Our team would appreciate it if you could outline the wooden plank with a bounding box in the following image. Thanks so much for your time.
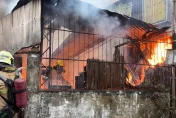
[86,59,99,89]
[86,60,126,89]
[99,62,103,89]
[98,62,106,89]
[77,72,86,89]
[85,55,128,89]
[0,19,5,50]
[111,63,120,88]
[86,61,91,89]
[1,14,13,51]
[32,0,41,45]
[12,6,25,51]
[91,60,99,89]
[105,63,111,89]
[114,47,124,88]
[92,62,99,89]
[120,57,127,88]
[24,1,33,45]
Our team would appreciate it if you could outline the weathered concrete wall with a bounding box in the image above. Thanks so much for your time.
[26,53,40,92]
[25,91,170,118]
[25,53,170,118]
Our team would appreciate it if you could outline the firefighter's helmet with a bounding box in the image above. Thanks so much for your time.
[56,60,64,67]
[0,51,14,65]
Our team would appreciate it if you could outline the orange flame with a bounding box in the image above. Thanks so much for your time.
[126,69,145,86]
[126,72,133,85]
[126,38,172,86]
[148,38,172,66]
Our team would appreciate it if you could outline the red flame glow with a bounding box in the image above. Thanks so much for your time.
[126,38,172,86]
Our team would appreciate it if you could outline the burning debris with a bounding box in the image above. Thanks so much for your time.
[148,38,172,66]
[125,37,172,86]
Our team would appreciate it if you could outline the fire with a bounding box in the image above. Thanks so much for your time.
[126,38,172,86]
[148,38,172,66]
[126,68,145,86]
[126,72,133,85]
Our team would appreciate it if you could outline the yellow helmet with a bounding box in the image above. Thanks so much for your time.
[56,60,64,67]
[0,51,14,65]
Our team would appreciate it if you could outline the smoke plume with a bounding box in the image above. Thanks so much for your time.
[0,0,18,19]
[48,0,126,38]
[80,0,119,9]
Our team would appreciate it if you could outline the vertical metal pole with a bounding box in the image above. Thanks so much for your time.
[48,21,52,88]
[173,0,176,31]
[171,1,176,117]
[172,0,176,49]
[40,0,44,89]
[171,66,176,118]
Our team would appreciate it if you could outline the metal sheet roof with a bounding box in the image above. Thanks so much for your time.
[43,0,170,58]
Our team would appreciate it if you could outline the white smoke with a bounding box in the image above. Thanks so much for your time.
[0,0,123,37]
[78,0,125,37]
[53,0,126,37]
[0,0,18,19]
[80,0,119,9]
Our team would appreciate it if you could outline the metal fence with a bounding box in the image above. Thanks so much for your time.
[40,0,172,91]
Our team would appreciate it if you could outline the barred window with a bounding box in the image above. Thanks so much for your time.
[40,0,172,91]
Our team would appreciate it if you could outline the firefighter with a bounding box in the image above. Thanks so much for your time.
[53,60,65,81]
[0,51,17,118]
[41,60,65,88]
[41,66,52,89]
[41,60,70,87]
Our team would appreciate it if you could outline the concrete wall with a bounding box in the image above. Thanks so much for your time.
[26,91,167,118]
[25,53,170,118]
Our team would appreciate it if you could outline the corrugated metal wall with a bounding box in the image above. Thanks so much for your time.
[108,0,171,27]
[0,0,41,54]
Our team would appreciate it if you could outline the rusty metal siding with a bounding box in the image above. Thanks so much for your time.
[108,0,170,27]
[143,0,167,24]
[0,0,41,54]
[108,0,143,20]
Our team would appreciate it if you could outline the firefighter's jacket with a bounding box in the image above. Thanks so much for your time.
[0,71,16,110]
